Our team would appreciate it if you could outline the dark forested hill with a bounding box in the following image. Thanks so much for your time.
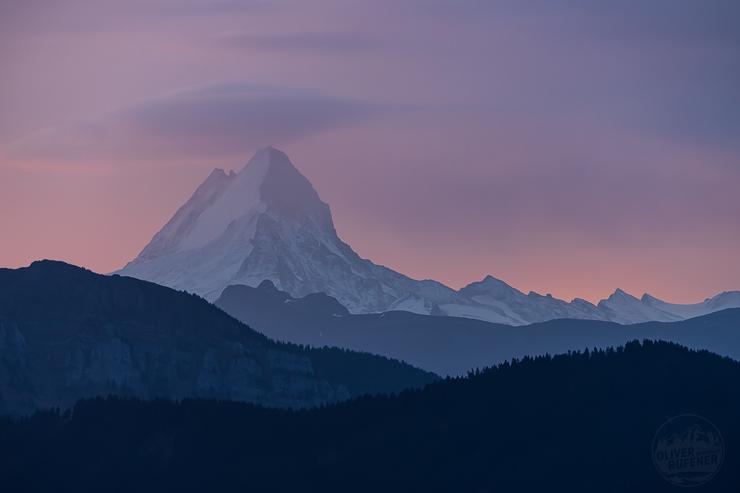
[0,340,737,492]
[216,282,740,375]
[0,261,436,415]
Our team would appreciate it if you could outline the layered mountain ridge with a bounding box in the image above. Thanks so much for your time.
[215,280,740,376]
[0,260,436,415]
[118,147,740,325]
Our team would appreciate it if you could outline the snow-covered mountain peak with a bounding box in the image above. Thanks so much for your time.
[606,288,639,302]
[461,275,522,298]
[706,291,740,309]
[641,293,661,303]
[120,147,425,307]
[118,148,740,325]
[233,146,293,190]
[597,288,682,324]
[571,298,597,308]
[254,146,334,230]
[527,292,554,299]
[130,146,333,264]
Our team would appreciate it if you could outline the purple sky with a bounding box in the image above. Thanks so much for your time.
[1,0,739,302]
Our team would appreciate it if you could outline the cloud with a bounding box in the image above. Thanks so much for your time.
[219,31,379,55]
[0,0,274,33]
[564,0,740,46]
[404,0,740,46]
[4,83,394,165]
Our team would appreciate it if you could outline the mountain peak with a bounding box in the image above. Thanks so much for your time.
[252,147,332,225]
[641,293,661,303]
[239,146,293,174]
[135,147,333,261]
[610,288,638,300]
[207,167,235,179]
[26,259,88,275]
[119,147,343,300]
[480,275,511,287]
[459,275,523,300]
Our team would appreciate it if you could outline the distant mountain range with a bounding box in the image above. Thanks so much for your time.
[216,280,740,376]
[0,261,435,415]
[118,147,740,325]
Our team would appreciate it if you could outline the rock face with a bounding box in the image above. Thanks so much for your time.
[0,319,337,416]
[0,261,436,416]
[118,147,740,325]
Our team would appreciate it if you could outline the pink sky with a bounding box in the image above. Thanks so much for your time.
[1,0,739,303]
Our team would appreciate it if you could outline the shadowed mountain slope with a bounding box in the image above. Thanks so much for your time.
[0,261,436,415]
